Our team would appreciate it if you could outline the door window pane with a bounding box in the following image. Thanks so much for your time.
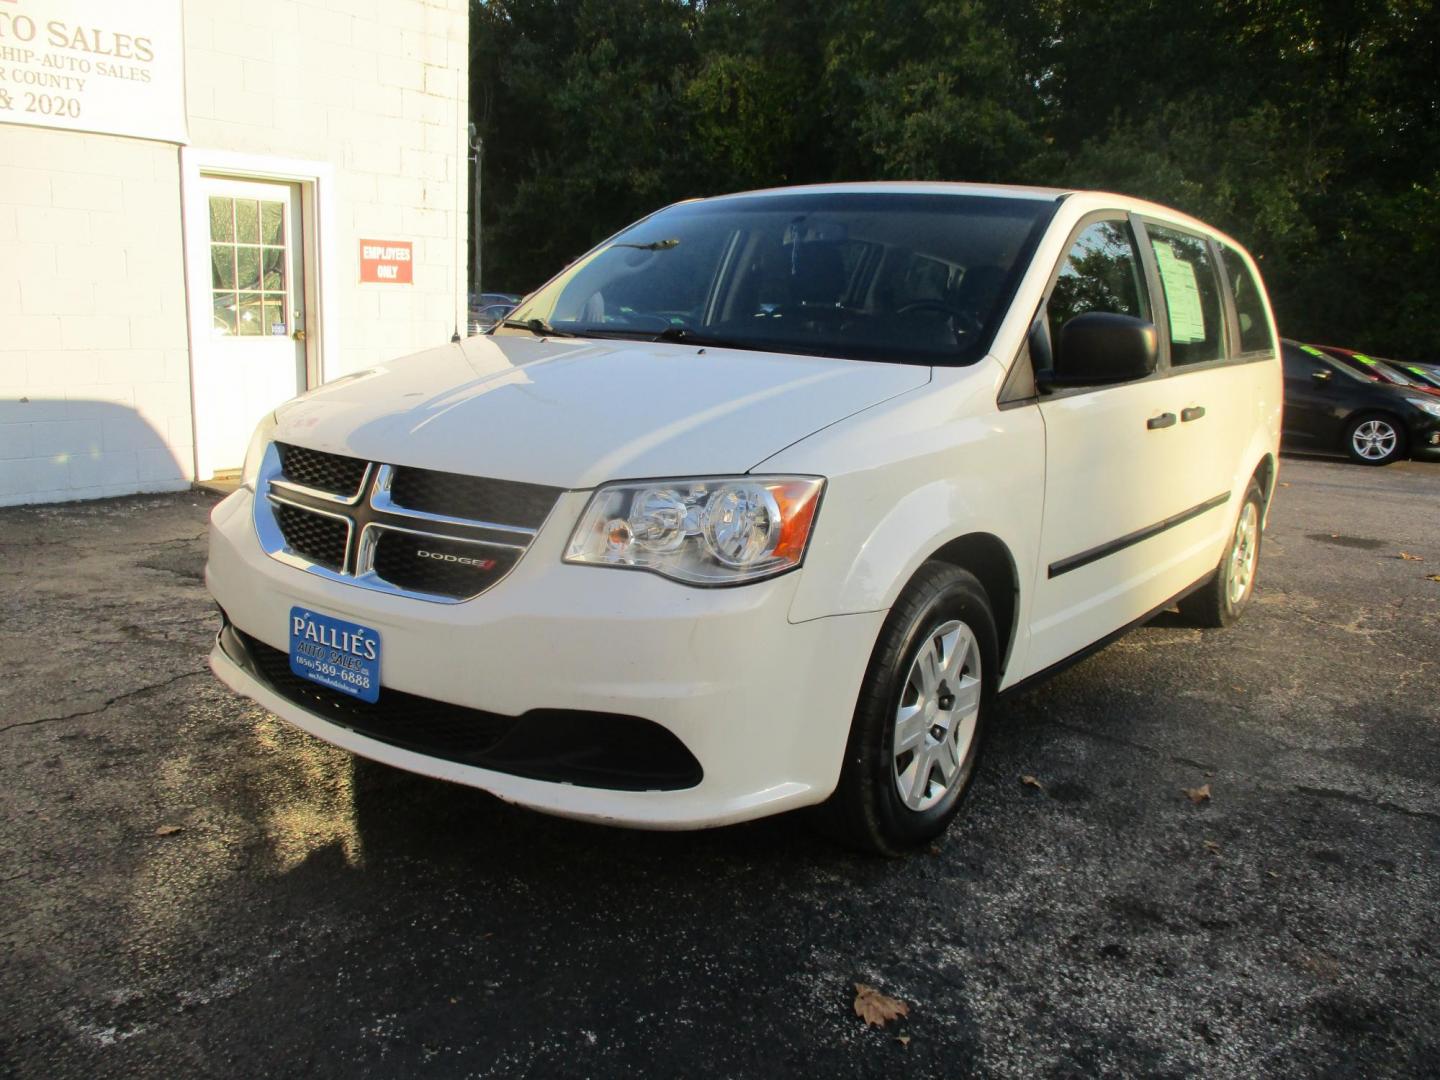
[209,197,234,243]
[235,199,260,244]
[1047,219,1147,343]
[212,293,237,336]
[260,201,284,245]
[1147,224,1225,365]
[236,247,261,291]
[1221,245,1274,353]
[262,247,285,291]
[211,245,235,289]
[237,293,263,335]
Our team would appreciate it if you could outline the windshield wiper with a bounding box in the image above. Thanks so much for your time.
[615,238,680,251]
[651,326,745,349]
[499,317,578,338]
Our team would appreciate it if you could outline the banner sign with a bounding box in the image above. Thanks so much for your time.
[359,240,413,284]
[0,0,186,143]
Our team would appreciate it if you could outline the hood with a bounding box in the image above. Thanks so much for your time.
[273,335,931,489]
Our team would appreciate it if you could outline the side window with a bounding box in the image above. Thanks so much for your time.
[1221,245,1275,354]
[1146,224,1225,365]
[1047,219,1147,343]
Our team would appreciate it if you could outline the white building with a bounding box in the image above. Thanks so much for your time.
[0,0,470,506]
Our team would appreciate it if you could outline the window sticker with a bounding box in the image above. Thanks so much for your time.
[1300,344,1327,357]
[1353,353,1377,365]
[1153,242,1207,343]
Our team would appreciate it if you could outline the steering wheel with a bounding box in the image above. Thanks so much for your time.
[896,299,982,335]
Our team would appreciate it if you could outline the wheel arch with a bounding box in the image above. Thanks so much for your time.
[1252,452,1277,525]
[923,532,1020,679]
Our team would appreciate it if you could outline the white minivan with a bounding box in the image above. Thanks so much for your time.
[207,183,1282,853]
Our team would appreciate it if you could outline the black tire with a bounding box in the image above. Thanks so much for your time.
[1178,478,1265,628]
[1343,412,1406,466]
[817,561,997,856]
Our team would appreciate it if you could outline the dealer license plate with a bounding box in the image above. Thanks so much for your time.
[288,607,381,703]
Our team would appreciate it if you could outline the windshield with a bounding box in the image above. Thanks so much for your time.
[497,192,1058,365]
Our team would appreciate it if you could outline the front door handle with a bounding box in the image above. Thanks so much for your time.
[1147,412,1177,430]
[1181,405,1206,422]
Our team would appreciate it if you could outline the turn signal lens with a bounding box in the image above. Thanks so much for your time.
[565,476,825,585]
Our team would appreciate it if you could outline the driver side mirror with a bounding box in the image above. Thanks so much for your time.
[1036,312,1158,390]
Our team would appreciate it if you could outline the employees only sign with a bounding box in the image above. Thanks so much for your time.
[0,0,187,143]
[360,240,413,284]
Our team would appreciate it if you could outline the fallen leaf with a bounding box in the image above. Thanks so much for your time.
[1427,574,1440,583]
[1202,839,1222,856]
[896,1035,912,1047]
[154,824,183,837]
[1183,783,1212,804]
[854,983,909,1028]
[1279,482,1290,487]
[1020,774,1045,791]
[1397,552,1423,561]
[1231,685,1246,693]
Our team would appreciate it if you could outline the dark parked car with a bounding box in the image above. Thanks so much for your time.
[1315,345,1440,397]
[1282,341,1440,465]
[1395,361,1440,391]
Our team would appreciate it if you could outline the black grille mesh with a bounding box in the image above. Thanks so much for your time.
[224,627,702,790]
[372,531,520,599]
[389,465,560,528]
[277,443,368,497]
[238,630,517,759]
[273,502,348,570]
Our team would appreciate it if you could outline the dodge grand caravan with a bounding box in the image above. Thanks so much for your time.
[207,183,1282,854]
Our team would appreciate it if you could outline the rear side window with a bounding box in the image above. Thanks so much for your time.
[1046,219,1148,343]
[1221,245,1274,353]
[1146,224,1225,366]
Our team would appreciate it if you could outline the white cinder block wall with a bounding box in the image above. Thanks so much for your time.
[0,131,194,505]
[0,0,469,507]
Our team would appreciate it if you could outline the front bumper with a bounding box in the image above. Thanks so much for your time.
[207,487,885,829]
[1409,421,1440,459]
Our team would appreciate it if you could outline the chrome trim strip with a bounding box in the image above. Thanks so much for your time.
[370,464,540,537]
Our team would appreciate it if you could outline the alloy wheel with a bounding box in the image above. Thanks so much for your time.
[892,620,982,812]
[1227,500,1260,606]
[1352,419,1399,461]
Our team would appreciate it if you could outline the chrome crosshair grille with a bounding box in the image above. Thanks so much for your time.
[254,442,564,603]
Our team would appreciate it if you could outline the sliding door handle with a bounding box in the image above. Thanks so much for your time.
[1181,406,1206,422]
[1147,412,1177,430]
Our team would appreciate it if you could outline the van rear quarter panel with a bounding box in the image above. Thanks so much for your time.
[758,358,1045,686]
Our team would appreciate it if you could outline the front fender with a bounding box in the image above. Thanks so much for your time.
[759,362,1045,684]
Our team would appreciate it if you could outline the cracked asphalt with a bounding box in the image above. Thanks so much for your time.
[2,455,1438,1078]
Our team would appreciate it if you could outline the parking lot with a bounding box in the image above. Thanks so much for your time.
[2,454,1437,1078]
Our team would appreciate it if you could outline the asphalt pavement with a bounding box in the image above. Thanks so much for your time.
[2,454,1438,1079]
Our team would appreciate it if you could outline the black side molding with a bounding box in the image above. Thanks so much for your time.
[1048,492,1231,579]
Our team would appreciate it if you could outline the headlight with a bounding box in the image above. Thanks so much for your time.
[564,476,824,585]
[1405,397,1440,419]
[240,413,278,491]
